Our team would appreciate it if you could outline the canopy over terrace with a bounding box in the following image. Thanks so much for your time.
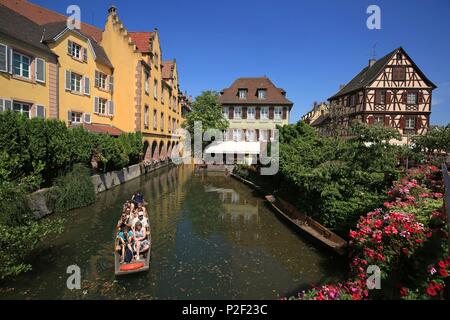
[204,141,264,165]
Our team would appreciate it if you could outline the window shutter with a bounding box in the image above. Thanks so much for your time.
[0,44,7,72]
[109,75,114,93]
[82,47,88,62]
[367,115,374,126]
[402,91,407,104]
[256,108,260,120]
[7,47,12,74]
[400,116,405,130]
[94,97,99,113]
[35,58,46,83]
[418,91,424,104]
[256,129,259,140]
[386,92,392,104]
[108,101,114,116]
[83,76,90,95]
[67,110,72,121]
[4,99,12,111]
[229,107,234,120]
[0,99,4,112]
[415,116,421,130]
[65,70,71,90]
[375,91,381,104]
[84,113,91,124]
[68,40,72,55]
[384,115,390,127]
[94,70,99,88]
[269,107,274,120]
[282,107,287,119]
[242,107,247,119]
[36,105,45,118]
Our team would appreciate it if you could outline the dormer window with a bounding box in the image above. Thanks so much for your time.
[238,89,247,100]
[257,89,267,100]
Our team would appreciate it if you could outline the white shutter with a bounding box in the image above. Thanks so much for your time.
[35,58,46,83]
[108,100,114,116]
[94,97,99,113]
[0,44,7,72]
[83,76,90,95]
[68,111,72,121]
[94,70,99,88]
[4,99,12,111]
[109,75,114,93]
[68,40,72,55]
[8,47,13,74]
[0,99,4,112]
[84,113,91,124]
[65,70,71,90]
[36,105,45,118]
[82,47,88,62]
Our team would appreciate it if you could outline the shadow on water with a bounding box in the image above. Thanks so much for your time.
[0,165,345,300]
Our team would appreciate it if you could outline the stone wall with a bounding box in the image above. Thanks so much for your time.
[27,160,171,219]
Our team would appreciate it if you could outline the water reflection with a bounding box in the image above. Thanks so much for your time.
[0,165,345,300]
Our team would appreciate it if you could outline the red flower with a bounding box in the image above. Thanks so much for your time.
[438,260,446,269]
[351,293,361,300]
[426,285,437,297]
[399,287,409,297]
[439,268,448,277]
[402,248,409,255]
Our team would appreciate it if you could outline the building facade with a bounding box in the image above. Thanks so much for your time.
[218,77,293,142]
[0,0,190,161]
[311,47,436,143]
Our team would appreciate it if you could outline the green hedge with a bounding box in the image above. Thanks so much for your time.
[0,111,143,189]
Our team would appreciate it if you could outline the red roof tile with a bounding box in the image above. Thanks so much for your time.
[162,60,175,79]
[128,31,154,53]
[83,123,124,136]
[0,0,103,41]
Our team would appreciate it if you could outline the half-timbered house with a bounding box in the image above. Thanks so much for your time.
[319,47,436,143]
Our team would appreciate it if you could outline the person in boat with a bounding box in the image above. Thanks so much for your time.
[117,211,131,230]
[117,225,134,263]
[132,192,144,205]
[133,221,149,260]
[135,211,149,229]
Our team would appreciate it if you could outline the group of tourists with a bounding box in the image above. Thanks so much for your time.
[116,192,150,263]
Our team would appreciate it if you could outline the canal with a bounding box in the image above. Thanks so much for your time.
[0,165,345,299]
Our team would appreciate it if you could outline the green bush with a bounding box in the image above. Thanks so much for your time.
[53,164,96,213]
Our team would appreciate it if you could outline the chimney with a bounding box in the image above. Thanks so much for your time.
[369,59,376,67]
[108,5,117,15]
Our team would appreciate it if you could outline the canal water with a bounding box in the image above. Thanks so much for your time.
[0,165,345,300]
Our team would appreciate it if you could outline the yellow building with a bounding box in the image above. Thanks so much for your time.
[0,1,190,160]
[0,5,58,119]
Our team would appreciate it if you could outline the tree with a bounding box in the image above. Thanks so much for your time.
[182,91,229,139]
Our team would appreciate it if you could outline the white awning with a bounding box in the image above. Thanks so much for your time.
[204,141,262,154]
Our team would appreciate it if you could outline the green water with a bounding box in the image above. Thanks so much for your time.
[0,165,345,299]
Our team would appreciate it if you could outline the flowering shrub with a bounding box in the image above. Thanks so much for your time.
[295,165,448,300]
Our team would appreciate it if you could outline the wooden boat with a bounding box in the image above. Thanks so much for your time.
[114,202,151,276]
[265,195,347,255]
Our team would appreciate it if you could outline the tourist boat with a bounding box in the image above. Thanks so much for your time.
[114,203,151,276]
[265,195,347,255]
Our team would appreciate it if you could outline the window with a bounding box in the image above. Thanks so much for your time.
[392,66,406,81]
[70,72,82,93]
[396,52,402,60]
[153,53,159,68]
[274,107,283,120]
[349,95,356,106]
[70,111,82,123]
[144,71,150,94]
[96,98,108,115]
[247,107,255,120]
[246,129,256,142]
[153,109,157,129]
[259,129,268,141]
[257,89,267,100]
[374,115,384,125]
[378,90,386,104]
[160,112,164,131]
[13,102,30,118]
[13,52,30,78]
[238,89,247,100]
[407,92,417,105]
[144,105,149,129]
[223,129,229,141]
[69,41,81,59]
[260,107,269,120]
[234,106,242,119]
[95,71,108,90]
[36,105,45,118]
[222,107,229,119]
[233,129,242,142]
[154,80,158,99]
[405,116,415,130]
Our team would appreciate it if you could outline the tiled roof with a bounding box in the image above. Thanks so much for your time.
[128,32,154,53]
[310,114,329,127]
[0,0,103,42]
[162,60,175,79]
[83,123,124,136]
[219,77,293,106]
[42,21,113,68]
[0,4,55,56]
[328,47,437,100]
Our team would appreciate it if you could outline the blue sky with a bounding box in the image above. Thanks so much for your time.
[34,0,450,125]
